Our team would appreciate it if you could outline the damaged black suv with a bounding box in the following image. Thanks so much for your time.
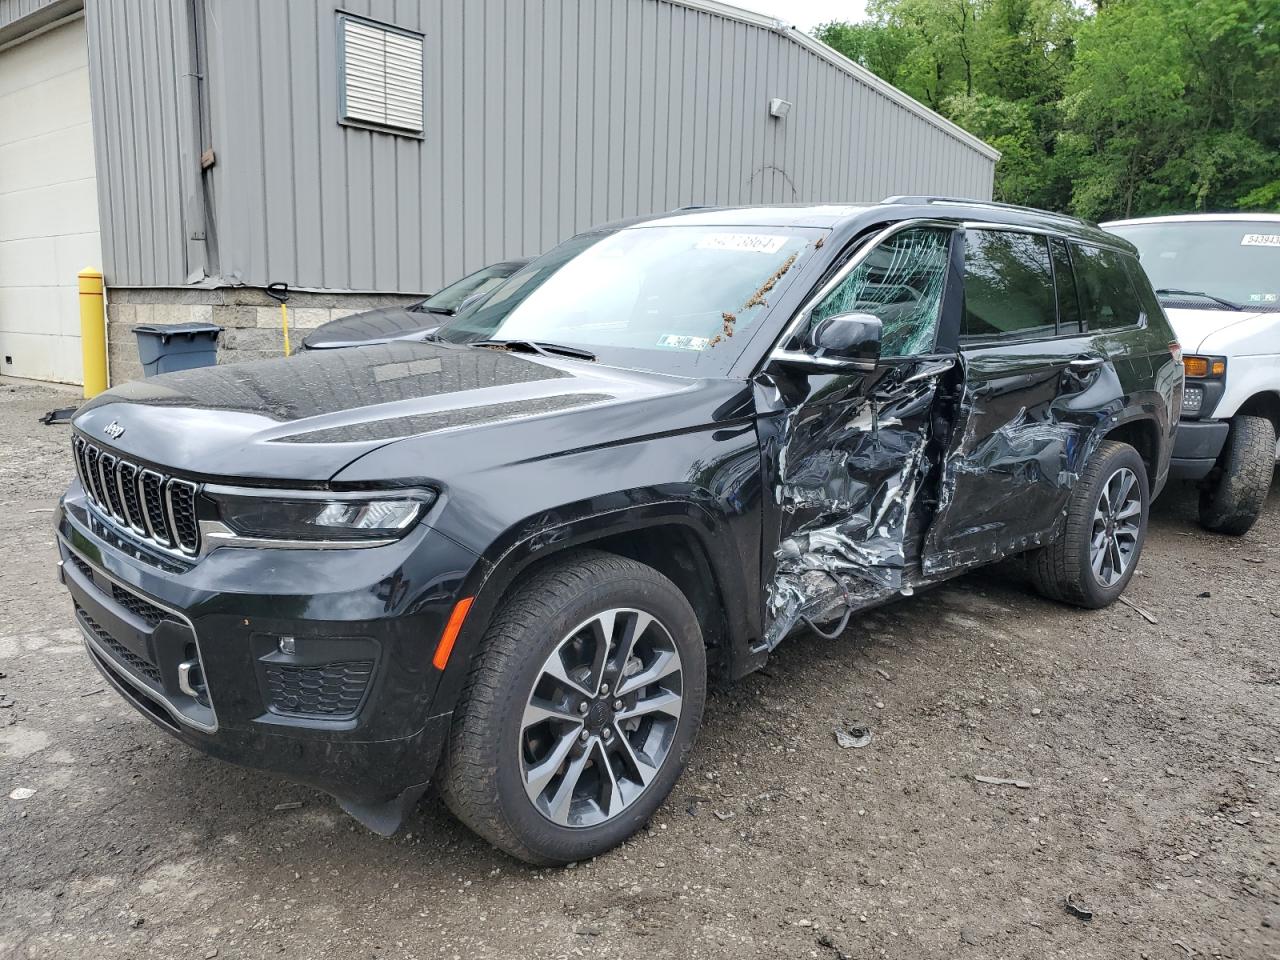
[58,198,1180,864]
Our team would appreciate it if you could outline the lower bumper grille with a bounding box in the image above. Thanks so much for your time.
[264,661,374,718]
[77,603,162,685]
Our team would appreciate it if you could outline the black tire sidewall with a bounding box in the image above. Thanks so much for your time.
[1074,444,1149,607]
[489,569,706,864]
[1199,415,1276,535]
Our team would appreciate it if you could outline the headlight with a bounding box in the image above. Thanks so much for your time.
[206,487,435,543]
[1182,385,1204,416]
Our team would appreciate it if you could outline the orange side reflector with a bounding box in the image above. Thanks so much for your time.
[432,597,474,670]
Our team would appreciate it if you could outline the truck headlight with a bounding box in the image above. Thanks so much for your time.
[1181,385,1204,416]
[206,487,435,543]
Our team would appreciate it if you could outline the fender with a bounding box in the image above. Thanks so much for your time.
[428,492,763,719]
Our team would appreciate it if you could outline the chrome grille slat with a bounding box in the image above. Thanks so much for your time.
[116,461,146,535]
[98,453,126,521]
[70,437,200,557]
[84,445,105,505]
[140,469,173,546]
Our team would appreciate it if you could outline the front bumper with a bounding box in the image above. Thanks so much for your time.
[56,486,481,827]
[1169,419,1230,480]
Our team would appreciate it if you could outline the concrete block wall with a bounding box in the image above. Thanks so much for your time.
[104,287,420,385]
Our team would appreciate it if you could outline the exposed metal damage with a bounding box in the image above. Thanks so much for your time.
[762,360,951,649]
[763,356,1108,649]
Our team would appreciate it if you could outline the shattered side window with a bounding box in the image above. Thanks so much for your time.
[807,227,951,357]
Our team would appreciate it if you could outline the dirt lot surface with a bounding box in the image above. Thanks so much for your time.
[1,378,1277,960]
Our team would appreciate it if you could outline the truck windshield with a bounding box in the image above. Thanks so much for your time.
[1108,220,1280,311]
[435,225,823,376]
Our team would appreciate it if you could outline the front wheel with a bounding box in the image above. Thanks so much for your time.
[438,550,706,865]
[1198,415,1275,536]
[1029,440,1149,608]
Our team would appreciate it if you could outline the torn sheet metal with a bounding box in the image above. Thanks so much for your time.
[919,362,1118,577]
[762,360,953,649]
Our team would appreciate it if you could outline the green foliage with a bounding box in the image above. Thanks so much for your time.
[814,0,1280,219]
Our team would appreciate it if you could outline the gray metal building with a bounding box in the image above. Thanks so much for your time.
[1,0,997,385]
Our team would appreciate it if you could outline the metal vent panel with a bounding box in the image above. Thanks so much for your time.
[340,16,423,133]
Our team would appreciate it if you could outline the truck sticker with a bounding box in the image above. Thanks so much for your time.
[1241,233,1280,247]
[695,233,788,254]
[656,334,711,350]
[1247,292,1279,303]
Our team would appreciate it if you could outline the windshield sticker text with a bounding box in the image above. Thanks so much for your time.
[695,233,788,254]
[1241,234,1280,247]
[1248,292,1279,303]
[656,334,711,351]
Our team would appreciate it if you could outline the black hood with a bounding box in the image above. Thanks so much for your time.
[72,341,706,483]
[300,303,436,349]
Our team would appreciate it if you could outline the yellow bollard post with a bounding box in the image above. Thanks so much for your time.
[280,302,291,357]
[78,268,108,398]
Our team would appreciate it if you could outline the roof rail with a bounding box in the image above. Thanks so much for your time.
[882,195,1098,229]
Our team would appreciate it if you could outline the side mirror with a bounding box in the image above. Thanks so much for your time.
[772,312,883,373]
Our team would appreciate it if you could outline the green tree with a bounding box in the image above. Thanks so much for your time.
[815,0,1280,217]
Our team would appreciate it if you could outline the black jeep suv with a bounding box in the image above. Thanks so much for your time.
[57,199,1181,864]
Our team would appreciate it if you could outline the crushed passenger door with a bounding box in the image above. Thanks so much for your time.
[756,224,961,648]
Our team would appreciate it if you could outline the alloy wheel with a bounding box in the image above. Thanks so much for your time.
[1090,466,1142,587]
[519,608,683,828]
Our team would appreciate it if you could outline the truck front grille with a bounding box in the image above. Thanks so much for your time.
[72,435,201,556]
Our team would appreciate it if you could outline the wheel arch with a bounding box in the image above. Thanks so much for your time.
[1101,415,1162,487]
[1231,391,1280,435]
[431,503,762,720]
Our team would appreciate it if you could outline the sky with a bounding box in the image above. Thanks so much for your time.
[734,0,870,32]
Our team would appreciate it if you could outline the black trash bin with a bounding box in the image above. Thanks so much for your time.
[132,322,223,377]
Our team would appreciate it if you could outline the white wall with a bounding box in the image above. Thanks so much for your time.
[0,15,102,384]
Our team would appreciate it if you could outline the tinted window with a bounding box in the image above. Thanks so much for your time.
[961,231,1056,342]
[808,226,951,357]
[1072,244,1143,331]
[1050,238,1083,335]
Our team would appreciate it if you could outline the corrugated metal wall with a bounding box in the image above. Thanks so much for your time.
[90,0,997,293]
[83,0,198,287]
[0,0,79,43]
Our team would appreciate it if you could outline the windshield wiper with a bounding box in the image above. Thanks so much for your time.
[471,339,597,361]
[1156,289,1244,311]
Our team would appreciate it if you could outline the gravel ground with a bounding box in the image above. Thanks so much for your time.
[1,377,1277,960]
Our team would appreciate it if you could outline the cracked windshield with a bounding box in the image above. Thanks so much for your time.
[437,225,821,374]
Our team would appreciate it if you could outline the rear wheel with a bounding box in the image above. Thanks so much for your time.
[1029,440,1149,608]
[439,550,706,865]
[1198,415,1275,536]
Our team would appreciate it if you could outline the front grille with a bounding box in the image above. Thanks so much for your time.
[264,661,374,718]
[111,584,170,627]
[72,435,201,556]
[76,603,162,685]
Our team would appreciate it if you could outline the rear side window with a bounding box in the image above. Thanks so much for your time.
[1050,239,1083,335]
[1072,244,1143,331]
[961,230,1057,342]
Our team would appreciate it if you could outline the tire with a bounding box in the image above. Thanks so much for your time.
[438,549,706,865]
[1198,415,1276,536]
[1029,440,1149,609]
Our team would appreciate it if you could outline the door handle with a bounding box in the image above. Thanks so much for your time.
[1068,357,1105,371]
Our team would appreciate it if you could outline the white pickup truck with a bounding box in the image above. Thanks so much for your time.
[1104,213,1280,535]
